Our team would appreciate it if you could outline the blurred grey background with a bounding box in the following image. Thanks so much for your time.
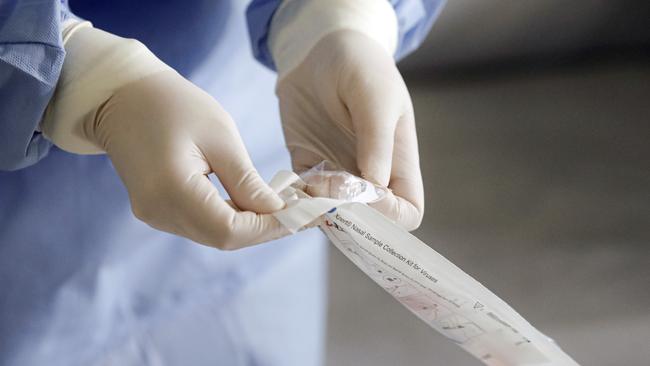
[325,1,650,365]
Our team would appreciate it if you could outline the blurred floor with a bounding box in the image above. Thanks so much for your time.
[325,62,650,366]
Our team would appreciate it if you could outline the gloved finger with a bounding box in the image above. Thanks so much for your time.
[202,122,286,214]
[287,145,327,174]
[368,189,422,231]
[369,110,424,231]
[344,76,402,187]
[174,172,290,250]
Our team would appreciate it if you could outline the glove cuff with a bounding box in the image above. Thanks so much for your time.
[269,0,399,79]
[41,23,171,154]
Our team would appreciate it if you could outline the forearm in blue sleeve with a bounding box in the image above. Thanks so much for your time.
[245,0,445,70]
[246,0,283,70]
[390,0,446,60]
[0,0,73,170]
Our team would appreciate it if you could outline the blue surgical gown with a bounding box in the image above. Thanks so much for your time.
[0,0,444,365]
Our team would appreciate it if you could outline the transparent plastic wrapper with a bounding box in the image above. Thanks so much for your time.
[269,163,579,366]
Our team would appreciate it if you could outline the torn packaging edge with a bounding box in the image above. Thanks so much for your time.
[269,169,580,366]
[268,170,341,232]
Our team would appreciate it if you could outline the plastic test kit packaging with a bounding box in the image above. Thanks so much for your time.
[269,164,579,366]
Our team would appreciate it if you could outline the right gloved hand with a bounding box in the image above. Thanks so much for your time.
[42,26,288,250]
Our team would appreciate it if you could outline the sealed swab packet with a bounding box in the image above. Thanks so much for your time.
[269,163,579,366]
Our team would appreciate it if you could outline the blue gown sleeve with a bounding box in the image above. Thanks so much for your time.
[246,0,445,70]
[390,0,446,60]
[0,0,77,171]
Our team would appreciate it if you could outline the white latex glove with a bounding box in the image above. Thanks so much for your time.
[42,25,288,249]
[275,30,425,231]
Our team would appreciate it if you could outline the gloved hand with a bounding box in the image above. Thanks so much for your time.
[276,30,424,231]
[94,71,288,249]
[42,26,287,249]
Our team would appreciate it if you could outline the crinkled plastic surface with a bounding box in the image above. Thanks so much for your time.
[269,162,385,232]
[300,161,386,203]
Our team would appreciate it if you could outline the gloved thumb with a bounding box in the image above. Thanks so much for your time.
[220,163,286,214]
[346,84,400,187]
[206,125,285,214]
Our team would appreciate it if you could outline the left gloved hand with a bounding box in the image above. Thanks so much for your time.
[276,30,424,231]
